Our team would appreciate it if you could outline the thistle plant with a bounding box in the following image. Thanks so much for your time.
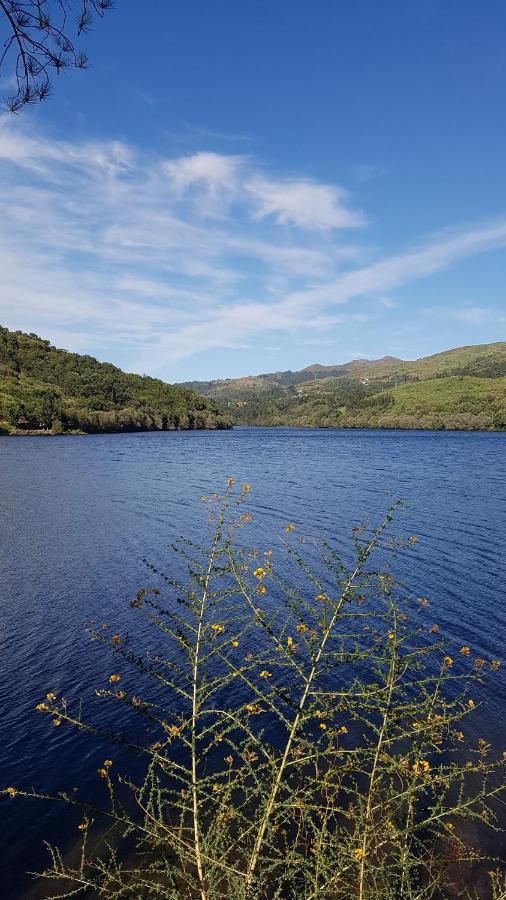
[4,481,505,898]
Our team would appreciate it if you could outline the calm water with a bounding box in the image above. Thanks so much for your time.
[1,427,505,895]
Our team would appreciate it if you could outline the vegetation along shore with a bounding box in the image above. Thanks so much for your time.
[181,342,506,431]
[1,327,504,435]
[0,327,230,435]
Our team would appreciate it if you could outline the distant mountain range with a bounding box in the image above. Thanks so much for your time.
[0,326,230,434]
[179,343,506,430]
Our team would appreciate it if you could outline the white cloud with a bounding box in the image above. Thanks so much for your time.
[162,150,243,190]
[246,176,366,230]
[161,151,244,217]
[0,118,505,378]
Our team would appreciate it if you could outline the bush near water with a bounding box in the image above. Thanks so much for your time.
[6,484,505,898]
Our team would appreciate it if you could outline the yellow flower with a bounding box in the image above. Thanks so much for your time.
[231,640,239,648]
[35,703,48,712]
[5,787,17,798]
[296,623,307,633]
[225,755,234,766]
[256,584,267,595]
[242,483,251,494]
[245,703,263,714]
[240,513,252,523]
[459,646,471,655]
[338,726,348,735]
[443,656,453,667]
[212,783,222,792]
[285,523,296,533]
[455,731,464,741]
[227,477,235,488]
[78,822,88,831]
[211,623,224,634]
[97,768,108,778]
[412,760,430,776]
[103,759,113,768]
[46,692,57,701]
[319,723,327,730]
[52,719,62,727]
[467,699,475,709]
[259,670,272,678]
[214,734,224,743]
[168,725,181,737]
[409,535,417,543]
[353,847,365,861]
[388,632,395,640]
[286,636,294,649]
[253,567,266,580]
[314,593,326,602]
[445,822,454,831]
[111,634,122,644]
[108,674,121,684]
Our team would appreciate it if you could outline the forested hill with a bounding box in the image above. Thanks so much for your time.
[179,342,506,431]
[0,327,230,434]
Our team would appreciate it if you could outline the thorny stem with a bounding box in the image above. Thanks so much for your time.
[357,603,398,900]
[191,507,226,900]
[244,510,395,891]
[399,660,445,896]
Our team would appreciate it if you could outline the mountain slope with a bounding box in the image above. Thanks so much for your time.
[179,343,506,431]
[0,327,230,434]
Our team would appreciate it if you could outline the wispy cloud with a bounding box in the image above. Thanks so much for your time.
[180,120,252,143]
[0,117,504,378]
[422,304,506,325]
[246,176,366,230]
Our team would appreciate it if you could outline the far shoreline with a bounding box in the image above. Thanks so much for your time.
[2,423,505,437]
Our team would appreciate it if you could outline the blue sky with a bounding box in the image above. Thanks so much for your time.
[0,0,505,381]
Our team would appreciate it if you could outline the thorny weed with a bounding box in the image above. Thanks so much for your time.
[4,481,505,899]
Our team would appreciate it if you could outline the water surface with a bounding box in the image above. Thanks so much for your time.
[0,427,504,894]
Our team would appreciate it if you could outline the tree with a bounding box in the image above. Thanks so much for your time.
[0,0,112,112]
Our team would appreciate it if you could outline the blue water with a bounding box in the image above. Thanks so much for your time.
[0,427,505,895]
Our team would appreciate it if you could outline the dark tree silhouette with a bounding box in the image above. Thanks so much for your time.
[0,0,112,111]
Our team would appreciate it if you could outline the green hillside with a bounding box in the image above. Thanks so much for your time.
[0,327,230,434]
[179,343,506,431]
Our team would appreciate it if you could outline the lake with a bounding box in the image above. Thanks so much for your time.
[0,427,505,895]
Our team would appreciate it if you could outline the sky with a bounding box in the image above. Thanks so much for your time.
[0,0,505,382]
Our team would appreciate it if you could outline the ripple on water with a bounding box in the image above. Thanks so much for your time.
[0,427,505,894]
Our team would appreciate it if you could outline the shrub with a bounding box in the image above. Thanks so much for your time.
[5,484,505,898]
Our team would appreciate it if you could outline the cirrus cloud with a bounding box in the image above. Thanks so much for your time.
[0,117,505,380]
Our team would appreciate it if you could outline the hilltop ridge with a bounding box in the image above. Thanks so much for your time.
[179,342,506,431]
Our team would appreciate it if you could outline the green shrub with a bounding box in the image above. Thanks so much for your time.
[5,484,505,898]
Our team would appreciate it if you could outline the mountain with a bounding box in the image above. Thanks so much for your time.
[179,343,506,431]
[0,327,230,434]
[181,355,405,398]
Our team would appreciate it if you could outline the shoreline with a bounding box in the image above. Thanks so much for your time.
[1,423,504,436]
